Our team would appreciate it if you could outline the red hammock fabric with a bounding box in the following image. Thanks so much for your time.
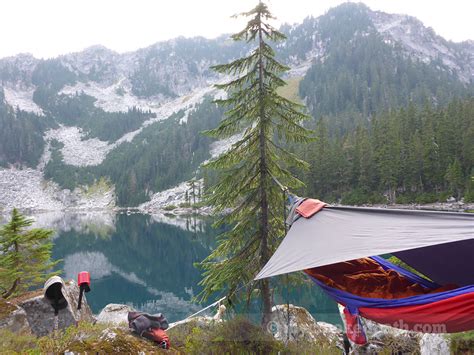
[359,292,474,333]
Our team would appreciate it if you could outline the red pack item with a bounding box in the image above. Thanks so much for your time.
[295,199,327,218]
[143,328,170,349]
[343,307,367,345]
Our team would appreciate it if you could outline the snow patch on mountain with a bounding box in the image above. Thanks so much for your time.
[209,133,242,158]
[45,126,113,166]
[47,84,217,167]
[0,167,115,213]
[3,85,43,115]
[0,168,63,212]
[60,77,167,113]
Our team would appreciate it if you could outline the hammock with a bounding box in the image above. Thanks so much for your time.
[255,198,474,344]
[306,256,474,344]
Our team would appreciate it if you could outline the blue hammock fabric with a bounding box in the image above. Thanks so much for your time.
[309,269,474,313]
[370,256,441,290]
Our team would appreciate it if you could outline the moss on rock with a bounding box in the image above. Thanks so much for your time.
[0,300,17,320]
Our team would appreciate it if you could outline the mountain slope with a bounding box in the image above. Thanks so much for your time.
[294,3,473,129]
[0,2,473,210]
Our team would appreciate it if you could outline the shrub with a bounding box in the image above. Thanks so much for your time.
[341,189,385,205]
[0,329,39,354]
[414,192,439,204]
[170,317,283,354]
[450,331,474,354]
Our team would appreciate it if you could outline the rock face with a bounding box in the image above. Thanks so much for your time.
[0,300,31,334]
[19,280,94,337]
[337,305,452,354]
[269,304,343,346]
[419,333,451,355]
[96,303,135,325]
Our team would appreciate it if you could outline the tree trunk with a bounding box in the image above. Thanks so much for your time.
[257,10,272,328]
[2,240,20,299]
[2,278,19,299]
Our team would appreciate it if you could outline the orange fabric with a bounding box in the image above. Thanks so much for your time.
[143,328,170,349]
[305,258,456,299]
[296,199,327,218]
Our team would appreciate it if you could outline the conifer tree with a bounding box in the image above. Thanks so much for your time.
[0,209,59,299]
[199,1,312,325]
[445,159,464,200]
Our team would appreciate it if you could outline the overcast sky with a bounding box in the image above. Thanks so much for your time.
[1,0,473,59]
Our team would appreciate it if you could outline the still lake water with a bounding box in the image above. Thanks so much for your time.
[26,211,340,324]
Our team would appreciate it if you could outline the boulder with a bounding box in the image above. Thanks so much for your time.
[97,304,135,325]
[19,280,94,337]
[420,333,451,355]
[337,305,452,354]
[269,304,343,347]
[0,300,31,334]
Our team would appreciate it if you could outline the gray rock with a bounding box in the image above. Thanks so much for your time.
[269,304,343,346]
[420,333,450,355]
[337,305,451,354]
[19,280,94,336]
[0,301,31,334]
[97,303,135,325]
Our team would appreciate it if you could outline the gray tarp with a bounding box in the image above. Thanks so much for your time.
[255,206,474,283]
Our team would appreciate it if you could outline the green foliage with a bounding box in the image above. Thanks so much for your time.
[445,159,464,200]
[169,317,339,354]
[297,4,473,132]
[0,209,59,299]
[0,328,40,354]
[31,59,77,93]
[341,189,386,205]
[163,205,178,211]
[298,99,474,204]
[199,1,313,324]
[170,317,281,354]
[44,139,95,191]
[37,322,162,353]
[0,316,342,354]
[450,331,474,354]
[0,90,48,167]
[43,99,222,206]
[466,173,474,203]
[48,92,154,141]
[184,317,284,354]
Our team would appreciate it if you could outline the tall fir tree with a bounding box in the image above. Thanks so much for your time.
[0,209,59,299]
[199,1,312,325]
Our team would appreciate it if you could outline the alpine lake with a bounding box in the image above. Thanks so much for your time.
[7,211,341,325]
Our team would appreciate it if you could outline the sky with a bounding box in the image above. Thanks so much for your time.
[1,0,473,59]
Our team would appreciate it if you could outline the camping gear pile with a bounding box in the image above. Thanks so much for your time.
[256,198,474,345]
[128,311,170,349]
